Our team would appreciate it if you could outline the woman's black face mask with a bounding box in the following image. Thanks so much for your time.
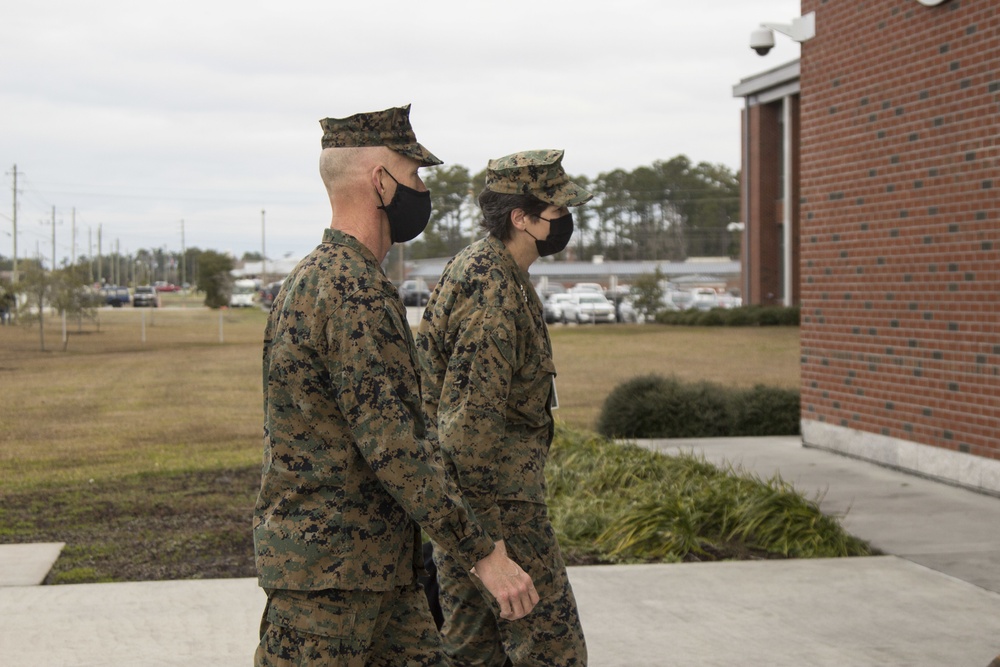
[527,212,574,257]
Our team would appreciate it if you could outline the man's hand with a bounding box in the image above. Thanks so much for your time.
[471,540,540,621]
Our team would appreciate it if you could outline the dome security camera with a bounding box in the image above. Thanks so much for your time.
[750,27,775,56]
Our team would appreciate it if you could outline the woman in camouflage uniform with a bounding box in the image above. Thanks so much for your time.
[417,150,591,666]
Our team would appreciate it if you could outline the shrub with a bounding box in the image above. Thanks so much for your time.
[731,385,801,436]
[721,306,754,326]
[655,305,800,327]
[696,309,726,326]
[596,375,731,439]
[597,374,800,439]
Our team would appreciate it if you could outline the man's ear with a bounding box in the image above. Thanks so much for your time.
[371,165,387,197]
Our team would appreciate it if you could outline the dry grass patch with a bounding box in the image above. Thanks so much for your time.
[549,324,799,429]
[0,307,266,493]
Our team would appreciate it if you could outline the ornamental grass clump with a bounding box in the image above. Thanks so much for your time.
[545,424,871,564]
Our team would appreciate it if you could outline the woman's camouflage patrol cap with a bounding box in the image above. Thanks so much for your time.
[319,104,442,167]
[484,149,592,207]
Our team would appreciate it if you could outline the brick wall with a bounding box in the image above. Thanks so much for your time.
[798,0,1000,477]
[743,97,804,306]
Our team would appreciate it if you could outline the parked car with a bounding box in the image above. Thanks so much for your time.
[153,281,181,292]
[717,292,743,309]
[536,281,566,301]
[100,285,131,308]
[132,285,159,308]
[690,288,720,311]
[561,293,617,324]
[604,286,631,322]
[568,282,604,294]
[229,279,258,308]
[544,293,575,324]
[399,279,430,306]
[616,296,643,323]
[259,281,284,310]
[662,288,693,311]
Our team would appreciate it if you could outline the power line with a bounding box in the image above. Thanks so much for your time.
[20,179,313,206]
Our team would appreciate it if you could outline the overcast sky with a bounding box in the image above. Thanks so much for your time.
[1,0,802,266]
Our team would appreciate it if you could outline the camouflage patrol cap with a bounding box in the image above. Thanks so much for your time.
[319,104,442,167]
[485,149,592,207]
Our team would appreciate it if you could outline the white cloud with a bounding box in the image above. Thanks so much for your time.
[0,0,802,263]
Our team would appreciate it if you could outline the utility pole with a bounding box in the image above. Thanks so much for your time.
[88,227,93,283]
[180,219,186,288]
[51,206,56,271]
[261,209,266,282]
[71,208,76,268]
[9,165,17,283]
[97,224,103,284]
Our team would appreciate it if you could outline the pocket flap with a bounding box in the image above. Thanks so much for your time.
[266,595,357,639]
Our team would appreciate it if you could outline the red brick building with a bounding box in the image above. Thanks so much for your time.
[736,0,1000,493]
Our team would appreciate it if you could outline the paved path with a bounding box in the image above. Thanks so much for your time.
[644,436,1000,593]
[2,436,1000,665]
[0,543,64,586]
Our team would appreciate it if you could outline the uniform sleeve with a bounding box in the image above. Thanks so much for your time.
[432,304,516,541]
[325,292,495,571]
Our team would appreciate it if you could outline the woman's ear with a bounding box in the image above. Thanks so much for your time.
[510,208,528,232]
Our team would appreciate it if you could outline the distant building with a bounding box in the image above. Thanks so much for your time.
[735,0,1000,492]
[406,256,741,294]
[230,258,301,280]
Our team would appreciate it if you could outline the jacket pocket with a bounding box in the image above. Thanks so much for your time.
[266,592,361,640]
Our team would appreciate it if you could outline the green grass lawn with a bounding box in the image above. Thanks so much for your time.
[0,309,852,585]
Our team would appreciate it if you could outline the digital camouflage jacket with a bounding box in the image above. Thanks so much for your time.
[254,228,495,592]
[417,235,556,541]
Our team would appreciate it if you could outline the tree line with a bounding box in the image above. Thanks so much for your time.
[0,152,740,344]
[396,154,741,264]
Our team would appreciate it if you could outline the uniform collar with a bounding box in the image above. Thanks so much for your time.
[485,235,532,283]
[322,227,380,266]
[485,235,541,310]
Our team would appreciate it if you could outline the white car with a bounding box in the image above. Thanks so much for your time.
[616,296,643,323]
[568,282,604,294]
[561,293,617,324]
[229,279,258,308]
[690,288,720,311]
[663,289,694,311]
[544,293,575,324]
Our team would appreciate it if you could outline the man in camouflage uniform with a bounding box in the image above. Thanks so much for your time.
[417,150,591,666]
[253,106,539,667]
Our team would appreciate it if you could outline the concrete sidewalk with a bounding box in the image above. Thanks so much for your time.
[2,436,1000,666]
[0,542,64,586]
[645,436,1000,593]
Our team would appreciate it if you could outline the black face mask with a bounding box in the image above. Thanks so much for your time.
[527,212,574,257]
[376,169,432,244]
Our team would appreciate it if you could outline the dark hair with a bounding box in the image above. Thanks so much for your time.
[477,188,549,241]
